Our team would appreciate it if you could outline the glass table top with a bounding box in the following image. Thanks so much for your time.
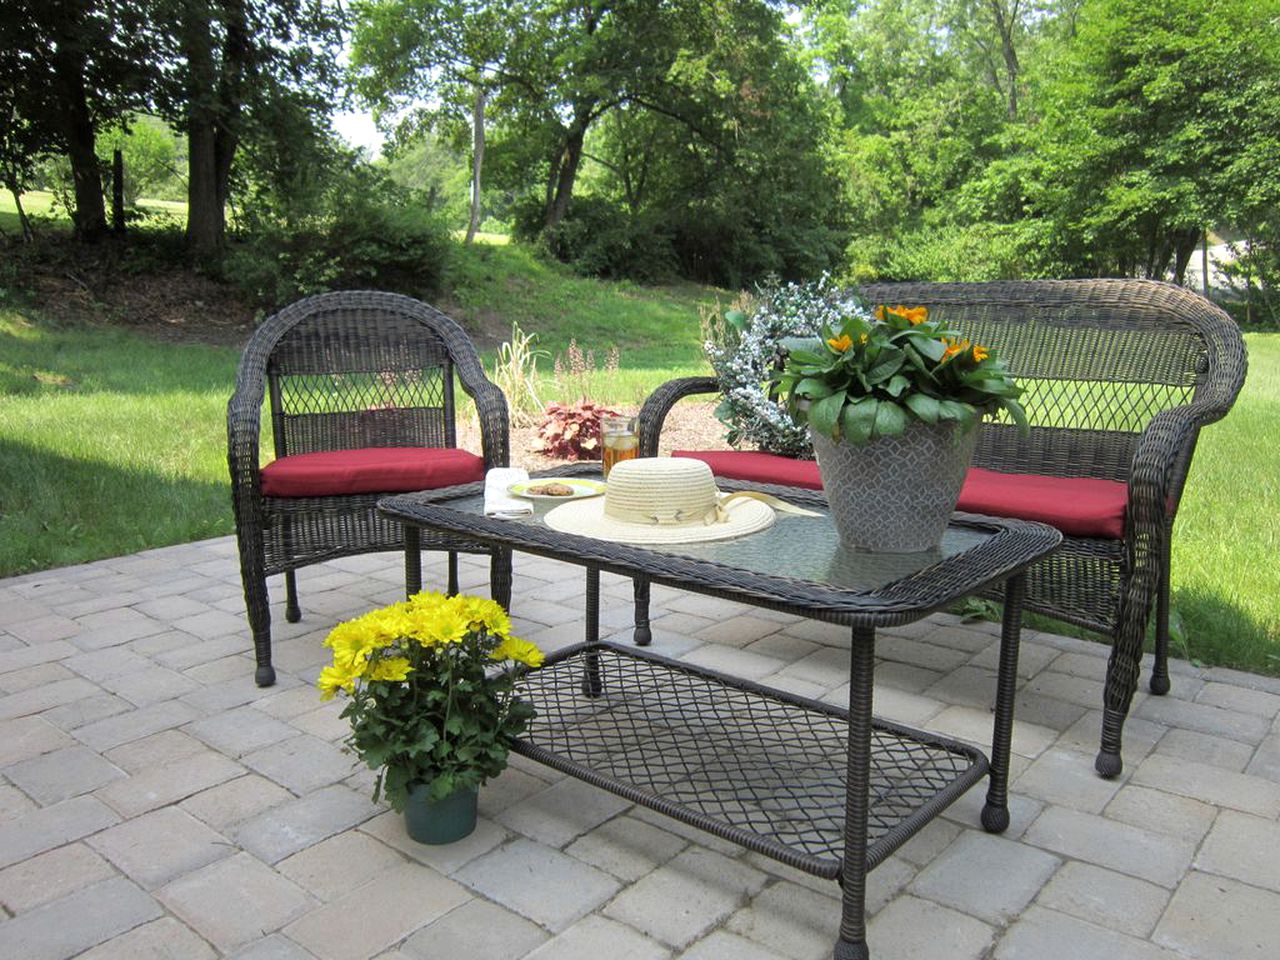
[441,491,995,595]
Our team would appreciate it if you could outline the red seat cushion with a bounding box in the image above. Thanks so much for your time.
[674,450,823,489]
[676,450,1127,539]
[957,467,1128,539]
[260,447,485,498]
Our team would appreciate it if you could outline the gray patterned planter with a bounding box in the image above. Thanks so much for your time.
[811,419,981,553]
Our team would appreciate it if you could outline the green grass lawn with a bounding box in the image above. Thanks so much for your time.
[1,243,1276,672]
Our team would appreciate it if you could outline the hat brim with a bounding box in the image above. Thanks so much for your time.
[543,495,776,545]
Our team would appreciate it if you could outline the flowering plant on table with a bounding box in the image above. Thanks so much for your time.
[772,297,1027,443]
[318,592,544,810]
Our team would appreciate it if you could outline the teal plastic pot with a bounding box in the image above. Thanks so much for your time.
[403,783,479,845]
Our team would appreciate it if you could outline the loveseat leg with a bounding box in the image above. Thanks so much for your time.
[1095,706,1126,778]
[284,571,301,623]
[447,551,459,596]
[1149,539,1172,695]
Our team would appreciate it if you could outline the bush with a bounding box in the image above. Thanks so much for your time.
[513,195,676,283]
[222,201,452,309]
[845,222,1038,284]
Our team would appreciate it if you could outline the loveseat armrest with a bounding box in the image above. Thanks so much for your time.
[1126,403,1216,548]
[638,376,719,458]
[227,345,272,528]
[465,378,511,471]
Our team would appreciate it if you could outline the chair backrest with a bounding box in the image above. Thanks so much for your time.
[254,292,481,458]
[859,280,1245,482]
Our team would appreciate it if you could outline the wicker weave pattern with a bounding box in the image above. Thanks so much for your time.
[637,279,1247,776]
[228,291,511,687]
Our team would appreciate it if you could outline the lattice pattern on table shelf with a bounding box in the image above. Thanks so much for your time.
[513,647,982,872]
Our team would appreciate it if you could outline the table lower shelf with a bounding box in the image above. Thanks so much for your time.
[511,643,989,880]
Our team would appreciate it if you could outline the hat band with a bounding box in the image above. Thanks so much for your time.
[605,505,725,527]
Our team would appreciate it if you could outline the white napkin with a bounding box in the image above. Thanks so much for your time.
[484,467,533,519]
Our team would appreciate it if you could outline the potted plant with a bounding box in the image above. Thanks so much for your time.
[772,295,1026,552]
[318,591,544,844]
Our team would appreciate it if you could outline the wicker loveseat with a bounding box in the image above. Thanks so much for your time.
[228,291,511,687]
[635,279,1247,776]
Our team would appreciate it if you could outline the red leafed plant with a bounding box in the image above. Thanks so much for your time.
[535,400,622,460]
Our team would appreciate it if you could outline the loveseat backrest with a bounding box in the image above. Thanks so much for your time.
[260,294,467,459]
[859,280,1236,483]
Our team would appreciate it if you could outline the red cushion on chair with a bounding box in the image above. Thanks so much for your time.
[958,467,1128,539]
[260,447,486,498]
[675,449,1127,539]
[673,450,823,489]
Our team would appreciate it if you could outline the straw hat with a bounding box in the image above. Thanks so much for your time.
[544,458,776,545]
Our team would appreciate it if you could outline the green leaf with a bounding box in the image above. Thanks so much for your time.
[808,392,845,440]
[864,347,905,385]
[724,309,747,331]
[1003,398,1029,432]
[873,401,908,438]
[794,377,835,400]
[913,337,947,362]
[904,393,941,423]
[841,397,878,444]
[884,373,910,398]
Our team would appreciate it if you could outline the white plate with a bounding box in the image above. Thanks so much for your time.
[508,478,607,501]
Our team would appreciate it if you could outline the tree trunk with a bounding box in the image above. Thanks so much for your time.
[50,16,106,241]
[111,148,125,234]
[6,182,33,241]
[545,120,587,229]
[1201,228,1210,298]
[1171,227,1200,286]
[465,85,486,244]
[988,1,1021,120]
[183,0,247,260]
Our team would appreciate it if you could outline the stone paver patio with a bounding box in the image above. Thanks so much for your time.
[3,537,1280,959]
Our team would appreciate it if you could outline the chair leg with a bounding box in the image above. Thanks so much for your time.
[633,577,652,646]
[284,571,301,623]
[1149,535,1173,696]
[404,526,422,597]
[447,551,460,596]
[236,527,276,687]
[1096,587,1152,778]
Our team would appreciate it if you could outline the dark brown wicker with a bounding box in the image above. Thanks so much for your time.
[227,290,511,687]
[377,471,1059,960]
[637,279,1247,777]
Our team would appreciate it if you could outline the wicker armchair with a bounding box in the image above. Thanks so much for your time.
[636,280,1247,776]
[228,291,511,687]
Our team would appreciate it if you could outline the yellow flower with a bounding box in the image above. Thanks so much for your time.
[367,657,412,682]
[457,595,512,637]
[490,635,545,668]
[317,664,355,701]
[873,305,886,322]
[417,604,471,646]
[886,305,928,325]
[827,333,854,353]
[972,344,990,362]
[942,338,971,361]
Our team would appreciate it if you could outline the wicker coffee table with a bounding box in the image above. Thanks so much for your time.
[380,466,1060,960]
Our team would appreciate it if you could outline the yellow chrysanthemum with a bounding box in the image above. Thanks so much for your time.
[418,604,471,646]
[490,635,545,668]
[367,657,413,682]
[827,333,854,353]
[317,664,356,701]
[457,595,512,637]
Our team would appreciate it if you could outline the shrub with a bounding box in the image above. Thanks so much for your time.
[491,322,548,427]
[535,399,622,460]
[513,195,676,283]
[222,202,452,309]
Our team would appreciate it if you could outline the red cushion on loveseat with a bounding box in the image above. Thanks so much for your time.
[674,450,823,489]
[260,447,485,498]
[675,450,1127,539]
[957,467,1128,539]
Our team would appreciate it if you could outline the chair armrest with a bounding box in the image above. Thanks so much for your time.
[227,354,269,527]
[1125,403,1213,548]
[467,379,511,471]
[638,376,719,458]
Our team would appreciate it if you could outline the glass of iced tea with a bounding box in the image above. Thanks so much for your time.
[601,415,639,478]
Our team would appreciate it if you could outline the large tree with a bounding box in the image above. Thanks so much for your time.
[3,0,155,240]
[153,0,342,258]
